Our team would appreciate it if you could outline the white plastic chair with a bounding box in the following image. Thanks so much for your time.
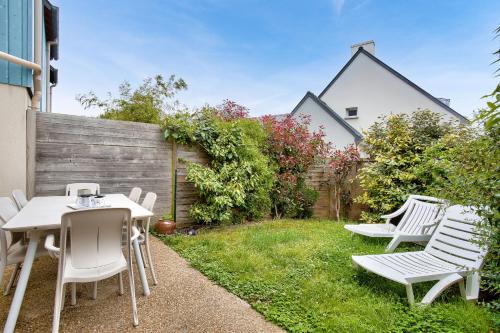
[136,192,158,285]
[344,195,446,252]
[0,198,46,296]
[45,208,139,332]
[128,187,142,203]
[11,190,28,210]
[352,205,488,305]
[65,183,100,196]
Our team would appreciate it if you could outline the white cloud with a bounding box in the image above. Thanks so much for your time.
[332,0,346,14]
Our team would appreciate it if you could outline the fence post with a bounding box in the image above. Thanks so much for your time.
[171,139,177,218]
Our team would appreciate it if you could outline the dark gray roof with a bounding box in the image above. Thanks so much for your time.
[44,0,59,59]
[291,91,363,142]
[318,47,468,122]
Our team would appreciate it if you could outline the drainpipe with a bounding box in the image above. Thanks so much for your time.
[46,41,57,113]
[32,0,43,112]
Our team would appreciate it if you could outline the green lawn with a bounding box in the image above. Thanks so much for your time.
[160,220,496,333]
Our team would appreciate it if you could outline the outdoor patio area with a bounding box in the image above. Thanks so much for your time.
[0,237,283,333]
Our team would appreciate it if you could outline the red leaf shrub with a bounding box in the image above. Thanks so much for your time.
[214,99,249,121]
[328,144,360,221]
[262,114,331,218]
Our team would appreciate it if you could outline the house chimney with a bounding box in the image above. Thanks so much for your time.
[351,40,375,56]
[437,98,451,106]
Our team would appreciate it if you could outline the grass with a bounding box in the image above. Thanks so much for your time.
[160,219,497,333]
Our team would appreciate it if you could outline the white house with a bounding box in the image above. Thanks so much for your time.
[291,41,467,149]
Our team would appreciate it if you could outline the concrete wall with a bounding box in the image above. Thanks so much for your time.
[320,52,463,134]
[0,83,30,197]
[293,96,356,149]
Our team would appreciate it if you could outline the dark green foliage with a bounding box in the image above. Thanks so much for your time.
[163,107,274,225]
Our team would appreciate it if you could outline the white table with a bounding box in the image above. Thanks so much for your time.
[1,194,154,333]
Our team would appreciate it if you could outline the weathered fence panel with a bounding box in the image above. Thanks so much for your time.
[35,112,172,219]
[305,162,366,220]
[35,112,366,227]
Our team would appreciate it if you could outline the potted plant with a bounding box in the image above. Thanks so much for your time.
[155,213,176,235]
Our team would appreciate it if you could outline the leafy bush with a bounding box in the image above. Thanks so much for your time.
[416,88,500,315]
[163,104,274,225]
[356,110,461,222]
[262,114,330,219]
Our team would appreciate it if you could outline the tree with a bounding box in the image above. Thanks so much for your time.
[77,74,187,124]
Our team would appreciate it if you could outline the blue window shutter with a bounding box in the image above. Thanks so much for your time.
[0,0,33,88]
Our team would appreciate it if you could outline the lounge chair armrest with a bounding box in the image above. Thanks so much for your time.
[421,213,444,233]
[131,226,141,241]
[44,234,60,258]
[381,195,417,222]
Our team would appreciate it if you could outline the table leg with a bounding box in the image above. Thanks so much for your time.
[132,238,150,296]
[3,231,41,333]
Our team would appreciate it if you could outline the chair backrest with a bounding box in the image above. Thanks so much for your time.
[128,187,142,203]
[12,189,28,209]
[60,208,131,269]
[425,205,487,270]
[141,192,157,212]
[0,197,19,251]
[395,196,445,235]
[66,183,100,196]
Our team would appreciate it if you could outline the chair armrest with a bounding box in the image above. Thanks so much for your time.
[381,195,416,222]
[421,213,444,233]
[44,234,60,258]
[131,226,141,241]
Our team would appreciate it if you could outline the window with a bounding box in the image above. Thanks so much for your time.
[345,107,358,118]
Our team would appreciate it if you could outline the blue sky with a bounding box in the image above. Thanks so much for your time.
[51,0,499,118]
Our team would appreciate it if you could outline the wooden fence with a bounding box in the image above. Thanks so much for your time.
[306,163,366,220]
[35,112,365,228]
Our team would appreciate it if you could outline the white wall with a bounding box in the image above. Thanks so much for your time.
[0,84,30,197]
[320,52,463,134]
[294,96,356,149]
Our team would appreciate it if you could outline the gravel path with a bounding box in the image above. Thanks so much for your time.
[0,237,284,332]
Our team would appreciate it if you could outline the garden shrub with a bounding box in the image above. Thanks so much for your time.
[356,110,462,222]
[416,85,500,316]
[328,144,360,221]
[262,114,330,219]
[163,103,274,225]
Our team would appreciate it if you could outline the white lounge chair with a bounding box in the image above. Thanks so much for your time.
[345,195,446,252]
[352,205,487,305]
[65,183,100,196]
[45,208,139,332]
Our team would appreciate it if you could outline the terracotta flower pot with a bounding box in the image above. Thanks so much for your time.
[156,219,176,235]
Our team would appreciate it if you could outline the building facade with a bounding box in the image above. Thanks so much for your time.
[0,0,59,197]
[292,41,467,149]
